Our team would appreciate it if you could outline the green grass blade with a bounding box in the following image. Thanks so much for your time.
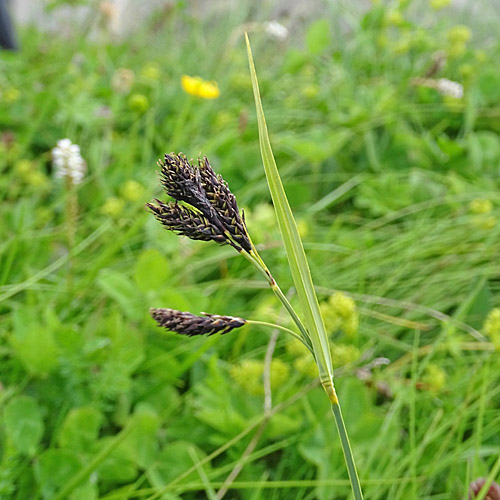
[245,34,334,396]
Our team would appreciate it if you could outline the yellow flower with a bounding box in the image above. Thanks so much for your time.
[181,75,220,99]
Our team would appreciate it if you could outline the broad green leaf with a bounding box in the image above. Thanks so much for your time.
[246,34,334,389]
[3,396,44,456]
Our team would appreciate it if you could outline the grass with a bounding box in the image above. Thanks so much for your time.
[1,1,500,499]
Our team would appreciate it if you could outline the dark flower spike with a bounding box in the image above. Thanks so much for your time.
[150,308,246,336]
[198,156,252,252]
[146,199,230,245]
[158,153,222,229]
[152,152,252,253]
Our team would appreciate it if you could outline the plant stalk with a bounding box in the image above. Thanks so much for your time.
[241,250,312,349]
[246,319,312,352]
[331,401,364,500]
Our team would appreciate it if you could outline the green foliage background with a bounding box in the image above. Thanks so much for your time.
[1,1,500,499]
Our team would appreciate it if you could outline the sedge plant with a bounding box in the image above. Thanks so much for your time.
[146,35,363,499]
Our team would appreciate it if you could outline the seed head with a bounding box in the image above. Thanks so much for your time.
[146,199,227,244]
[198,156,252,252]
[149,152,252,252]
[150,308,246,336]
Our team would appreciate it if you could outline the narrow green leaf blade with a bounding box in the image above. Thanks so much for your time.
[245,34,334,386]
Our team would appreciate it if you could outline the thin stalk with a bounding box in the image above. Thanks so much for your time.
[65,175,78,289]
[270,283,313,349]
[246,320,312,352]
[331,402,364,500]
[240,250,312,347]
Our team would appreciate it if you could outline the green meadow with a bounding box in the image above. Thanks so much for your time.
[1,1,500,499]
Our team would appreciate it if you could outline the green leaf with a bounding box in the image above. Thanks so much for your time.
[133,248,170,292]
[96,438,138,482]
[35,449,97,500]
[246,34,334,389]
[119,403,160,469]
[58,406,103,453]
[3,396,44,456]
[10,307,58,376]
[306,19,331,54]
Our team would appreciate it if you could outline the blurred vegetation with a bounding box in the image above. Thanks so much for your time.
[1,1,500,499]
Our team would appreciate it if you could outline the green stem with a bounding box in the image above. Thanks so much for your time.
[270,282,312,347]
[331,402,364,500]
[246,320,313,352]
[241,251,312,348]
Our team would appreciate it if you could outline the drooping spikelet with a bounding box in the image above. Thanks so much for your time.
[198,156,252,252]
[148,152,252,253]
[146,199,227,245]
[150,308,246,336]
[158,153,215,219]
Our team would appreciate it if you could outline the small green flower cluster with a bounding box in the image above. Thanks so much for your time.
[286,333,361,379]
[320,292,359,337]
[422,364,447,394]
[229,359,290,396]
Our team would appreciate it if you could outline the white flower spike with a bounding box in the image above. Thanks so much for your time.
[265,21,289,41]
[52,138,86,185]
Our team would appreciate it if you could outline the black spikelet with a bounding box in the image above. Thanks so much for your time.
[150,308,246,336]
